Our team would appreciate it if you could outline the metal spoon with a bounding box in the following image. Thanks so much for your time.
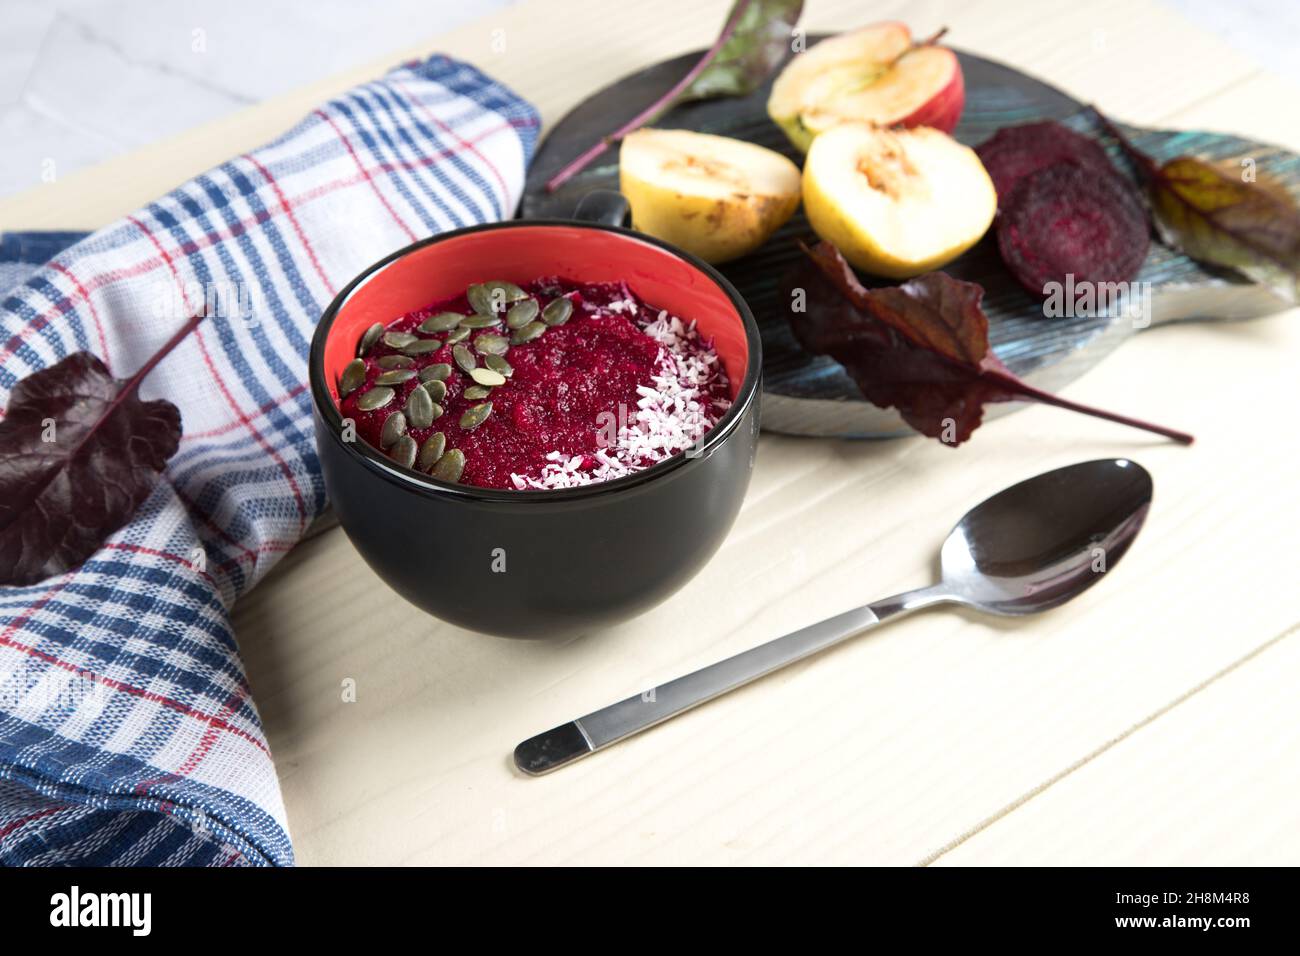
[514,458,1153,775]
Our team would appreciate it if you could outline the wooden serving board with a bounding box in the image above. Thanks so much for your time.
[522,41,1296,437]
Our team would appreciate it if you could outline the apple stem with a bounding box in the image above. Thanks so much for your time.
[990,370,1194,444]
[918,26,949,48]
[543,0,755,193]
[884,25,950,70]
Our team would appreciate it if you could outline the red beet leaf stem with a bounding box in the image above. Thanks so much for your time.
[989,369,1194,444]
[543,0,755,193]
[64,310,207,462]
[125,311,208,398]
[1092,108,1160,179]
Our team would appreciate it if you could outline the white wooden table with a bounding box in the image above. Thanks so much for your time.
[3,0,1298,865]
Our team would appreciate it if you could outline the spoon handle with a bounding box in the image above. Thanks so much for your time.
[513,586,947,775]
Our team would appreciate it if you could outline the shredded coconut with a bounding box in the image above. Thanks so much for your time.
[510,299,730,490]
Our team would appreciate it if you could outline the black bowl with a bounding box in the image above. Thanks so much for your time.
[309,208,762,638]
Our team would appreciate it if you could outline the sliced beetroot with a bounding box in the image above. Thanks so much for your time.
[976,120,1120,206]
[997,162,1150,298]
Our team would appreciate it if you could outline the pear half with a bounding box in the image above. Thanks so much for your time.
[620,128,801,264]
[802,122,996,278]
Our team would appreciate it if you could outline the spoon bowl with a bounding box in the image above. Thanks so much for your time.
[940,458,1153,615]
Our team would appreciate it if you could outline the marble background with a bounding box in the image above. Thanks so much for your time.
[0,0,1295,198]
[0,0,516,197]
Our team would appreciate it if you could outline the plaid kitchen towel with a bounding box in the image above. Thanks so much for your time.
[0,55,539,866]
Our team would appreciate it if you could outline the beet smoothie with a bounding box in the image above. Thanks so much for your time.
[336,278,730,490]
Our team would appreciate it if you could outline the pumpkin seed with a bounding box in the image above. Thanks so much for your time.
[420,363,452,383]
[486,279,527,301]
[470,280,527,315]
[484,354,513,377]
[422,378,447,403]
[510,320,546,345]
[506,299,540,329]
[474,333,509,356]
[402,339,442,356]
[339,359,366,397]
[463,385,492,400]
[375,368,416,386]
[376,354,415,369]
[382,331,417,349]
[431,448,465,482]
[419,312,464,333]
[453,343,476,373]
[380,411,407,448]
[470,367,506,387]
[390,434,417,469]
[458,313,500,329]
[356,386,394,411]
[357,322,384,356]
[459,401,492,430]
[466,283,493,315]
[405,385,434,428]
[445,327,471,344]
[542,297,574,326]
[428,402,445,421]
[417,432,446,471]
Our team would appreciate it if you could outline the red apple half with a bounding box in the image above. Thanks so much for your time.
[768,22,966,151]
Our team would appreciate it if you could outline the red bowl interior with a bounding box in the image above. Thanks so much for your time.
[324,225,750,407]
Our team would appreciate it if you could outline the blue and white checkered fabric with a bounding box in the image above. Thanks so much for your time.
[0,55,539,866]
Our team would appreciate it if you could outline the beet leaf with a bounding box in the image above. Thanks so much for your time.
[0,313,203,585]
[790,241,1193,447]
[1097,111,1300,304]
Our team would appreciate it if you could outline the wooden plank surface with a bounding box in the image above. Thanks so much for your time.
[2,0,1297,865]
[933,625,1300,866]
